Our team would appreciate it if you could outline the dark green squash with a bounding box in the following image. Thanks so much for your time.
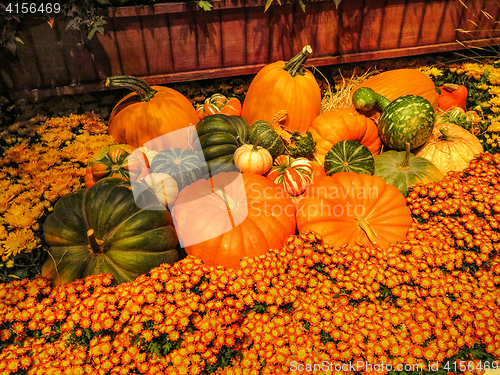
[248,120,285,159]
[42,178,178,286]
[150,148,205,190]
[374,142,444,197]
[352,87,435,150]
[193,114,249,176]
[324,140,375,175]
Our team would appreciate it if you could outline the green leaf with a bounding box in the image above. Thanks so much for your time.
[13,37,24,44]
[198,1,213,11]
[334,0,342,8]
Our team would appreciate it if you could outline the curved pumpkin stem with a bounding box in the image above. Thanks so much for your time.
[357,218,380,248]
[398,142,411,170]
[283,45,313,77]
[105,75,158,102]
[87,229,103,254]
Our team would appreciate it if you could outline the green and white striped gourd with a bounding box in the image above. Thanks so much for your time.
[248,120,285,159]
[150,148,204,191]
[324,140,375,175]
[352,87,435,150]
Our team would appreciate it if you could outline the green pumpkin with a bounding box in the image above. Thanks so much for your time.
[324,140,375,175]
[248,120,285,159]
[193,114,249,176]
[352,87,435,150]
[374,143,444,197]
[42,178,178,286]
[150,148,205,190]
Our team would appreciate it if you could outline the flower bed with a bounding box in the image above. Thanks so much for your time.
[1,55,500,374]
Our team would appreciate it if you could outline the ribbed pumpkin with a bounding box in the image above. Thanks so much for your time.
[324,140,375,176]
[42,178,178,286]
[248,120,286,159]
[171,172,296,269]
[242,45,321,132]
[266,155,314,196]
[310,107,381,164]
[150,148,205,191]
[196,93,242,119]
[84,144,150,188]
[414,123,484,174]
[193,114,249,176]
[234,143,273,174]
[374,143,444,197]
[106,75,199,152]
[297,172,413,251]
[350,69,439,119]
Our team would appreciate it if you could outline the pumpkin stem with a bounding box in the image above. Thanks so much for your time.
[283,45,313,77]
[252,136,263,151]
[398,142,412,170]
[438,126,457,140]
[357,218,380,248]
[105,75,158,102]
[87,229,103,254]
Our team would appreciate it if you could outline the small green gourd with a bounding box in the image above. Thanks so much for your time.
[352,87,435,151]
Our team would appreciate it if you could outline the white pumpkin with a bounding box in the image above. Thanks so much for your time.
[414,123,483,174]
[141,173,179,208]
[234,143,273,174]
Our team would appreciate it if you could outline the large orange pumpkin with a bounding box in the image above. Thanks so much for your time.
[171,172,296,269]
[350,69,439,119]
[241,45,321,133]
[106,75,199,152]
[310,107,382,165]
[297,172,413,251]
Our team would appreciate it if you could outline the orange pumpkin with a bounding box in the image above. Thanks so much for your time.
[171,172,296,269]
[106,75,199,152]
[242,45,321,133]
[310,108,382,165]
[297,172,413,251]
[350,69,439,119]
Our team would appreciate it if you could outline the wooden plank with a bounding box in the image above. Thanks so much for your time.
[312,1,340,57]
[378,0,406,50]
[27,18,69,88]
[359,0,385,52]
[0,21,42,93]
[269,4,295,62]
[476,0,500,39]
[196,8,223,69]
[220,8,247,67]
[399,0,426,48]
[457,0,484,41]
[245,5,270,64]
[438,0,467,44]
[112,15,149,76]
[94,15,123,77]
[419,0,447,46]
[168,11,199,72]
[10,36,500,102]
[55,21,98,86]
[338,0,364,55]
[141,13,175,76]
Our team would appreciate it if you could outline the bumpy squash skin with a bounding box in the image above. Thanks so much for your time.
[42,178,178,286]
[378,95,435,150]
[374,150,444,197]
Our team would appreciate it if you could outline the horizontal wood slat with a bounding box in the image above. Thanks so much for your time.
[0,0,497,100]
